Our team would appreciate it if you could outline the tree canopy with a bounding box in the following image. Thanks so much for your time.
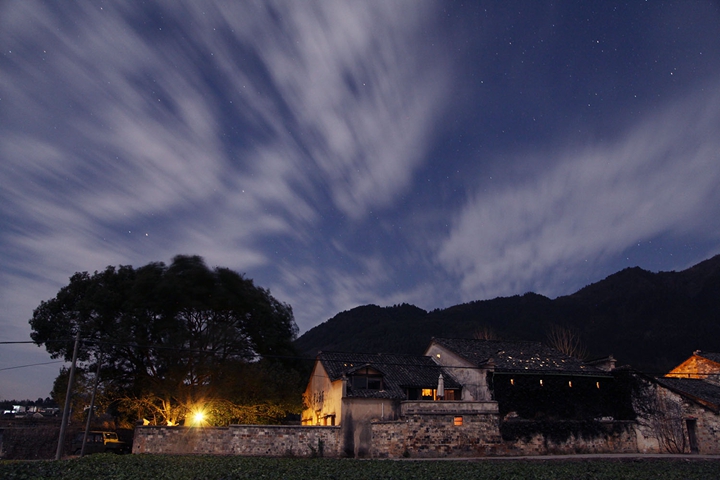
[30,255,302,426]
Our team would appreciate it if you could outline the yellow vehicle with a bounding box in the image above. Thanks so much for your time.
[71,431,129,455]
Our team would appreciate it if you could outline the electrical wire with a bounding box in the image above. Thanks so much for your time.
[0,360,64,371]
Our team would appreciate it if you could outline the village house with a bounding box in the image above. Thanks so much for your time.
[301,351,473,456]
[301,351,463,427]
[425,338,620,421]
[300,338,633,456]
[631,350,720,454]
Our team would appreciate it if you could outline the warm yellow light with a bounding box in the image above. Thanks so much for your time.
[188,406,207,426]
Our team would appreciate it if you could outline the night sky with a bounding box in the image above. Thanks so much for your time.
[2,2,720,400]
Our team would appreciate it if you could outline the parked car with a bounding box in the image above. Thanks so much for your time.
[71,431,129,455]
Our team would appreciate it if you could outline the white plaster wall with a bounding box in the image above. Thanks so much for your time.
[425,342,490,401]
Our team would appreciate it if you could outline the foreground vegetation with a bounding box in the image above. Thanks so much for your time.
[1,454,719,480]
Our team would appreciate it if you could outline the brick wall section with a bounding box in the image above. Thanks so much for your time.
[133,425,341,457]
[371,414,502,458]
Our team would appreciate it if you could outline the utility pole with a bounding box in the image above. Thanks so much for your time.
[56,330,81,460]
[80,352,103,457]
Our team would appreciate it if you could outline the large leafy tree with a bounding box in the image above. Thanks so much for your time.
[30,255,301,426]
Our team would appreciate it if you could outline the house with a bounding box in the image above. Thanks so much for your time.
[301,351,472,457]
[301,351,463,427]
[632,351,720,454]
[301,338,634,457]
[425,338,621,422]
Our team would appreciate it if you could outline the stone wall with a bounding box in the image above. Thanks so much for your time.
[370,413,502,458]
[685,402,720,454]
[133,425,340,457]
[633,376,720,454]
[499,420,638,455]
[401,400,497,416]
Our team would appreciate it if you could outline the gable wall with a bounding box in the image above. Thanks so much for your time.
[425,343,490,401]
[302,361,344,425]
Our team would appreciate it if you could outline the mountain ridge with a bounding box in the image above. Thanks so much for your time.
[295,255,720,373]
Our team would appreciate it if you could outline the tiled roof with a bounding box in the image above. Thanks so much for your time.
[317,351,460,399]
[695,351,720,365]
[656,377,720,412]
[430,338,609,375]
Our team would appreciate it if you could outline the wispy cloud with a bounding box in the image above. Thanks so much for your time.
[0,1,450,398]
[210,1,449,219]
[438,85,720,300]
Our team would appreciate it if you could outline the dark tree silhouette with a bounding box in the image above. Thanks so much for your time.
[30,255,300,426]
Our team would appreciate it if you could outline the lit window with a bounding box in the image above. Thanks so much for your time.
[421,388,434,399]
[454,416,463,426]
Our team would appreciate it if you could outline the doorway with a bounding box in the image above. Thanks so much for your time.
[686,419,699,453]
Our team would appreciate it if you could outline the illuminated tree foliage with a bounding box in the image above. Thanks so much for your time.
[30,255,301,426]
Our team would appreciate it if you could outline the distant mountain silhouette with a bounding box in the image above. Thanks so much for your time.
[295,255,720,373]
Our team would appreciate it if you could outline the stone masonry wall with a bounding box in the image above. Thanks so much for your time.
[685,403,720,454]
[371,413,502,458]
[133,425,340,457]
[499,420,638,455]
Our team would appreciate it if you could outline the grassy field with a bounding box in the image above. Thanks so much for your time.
[1,454,719,480]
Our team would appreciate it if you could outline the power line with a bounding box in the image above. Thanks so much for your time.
[0,360,64,372]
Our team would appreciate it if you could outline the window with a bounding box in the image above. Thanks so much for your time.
[350,366,383,390]
[367,377,382,390]
[454,416,463,426]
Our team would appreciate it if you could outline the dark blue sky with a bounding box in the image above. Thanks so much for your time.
[2,1,719,400]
